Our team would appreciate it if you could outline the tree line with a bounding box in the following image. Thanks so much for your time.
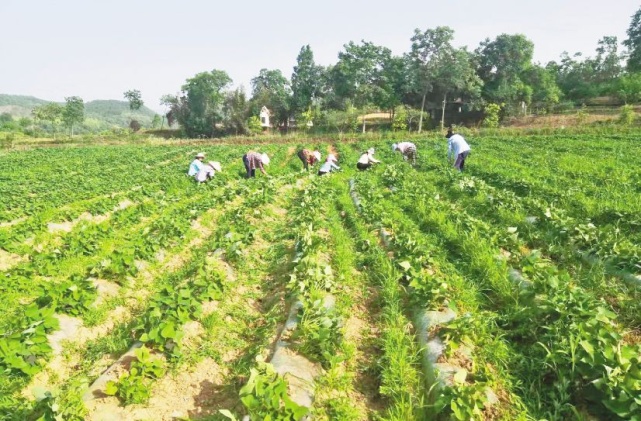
[5,8,641,138]
[161,8,641,137]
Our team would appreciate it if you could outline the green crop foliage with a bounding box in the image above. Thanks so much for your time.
[105,346,166,405]
[237,360,309,420]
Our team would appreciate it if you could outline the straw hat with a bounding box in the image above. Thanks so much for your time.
[209,161,222,172]
[261,153,270,165]
[195,152,205,158]
[312,151,322,161]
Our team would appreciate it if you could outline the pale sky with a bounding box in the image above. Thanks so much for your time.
[0,0,638,113]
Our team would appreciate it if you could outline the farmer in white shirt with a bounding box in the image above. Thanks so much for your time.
[392,142,417,165]
[356,148,380,171]
[318,154,340,176]
[446,132,471,171]
[195,161,222,183]
[188,152,206,176]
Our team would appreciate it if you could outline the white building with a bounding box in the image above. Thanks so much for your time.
[259,106,271,128]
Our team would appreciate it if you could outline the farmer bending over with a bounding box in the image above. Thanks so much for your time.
[242,151,270,178]
[392,142,417,165]
[446,131,471,171]
[356,148,380,171]
[318,154,340,176]
[195,161,221,183]
[188,152,206,176]
[298,149,321,170]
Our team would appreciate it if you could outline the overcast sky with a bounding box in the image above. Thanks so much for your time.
[0,0,638,113]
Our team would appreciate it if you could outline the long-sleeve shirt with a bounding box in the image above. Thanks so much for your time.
[358,152,380,165]
[319,161,340,173]
[188,159,204,176]
[447,134,470,160]
[298,149,318,165]
[245,151,265,171]
[195,165,216,182]
[396,142,416,155]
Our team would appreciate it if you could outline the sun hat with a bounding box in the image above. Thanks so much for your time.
[196,152,205,158]
[312,151,322,161]
[209,161,222,172]
[367,148,375,155]
[392,143,398,151]
[261,153,270,165]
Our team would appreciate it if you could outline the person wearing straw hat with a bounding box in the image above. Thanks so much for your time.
[195,161,222,183]
[188,152,206,176]
[446,131,471,171]
[318,154,340,176]
[392,142,417,165]
[242,151,270,178]
[356,148,380,171]
[297,149,321,171]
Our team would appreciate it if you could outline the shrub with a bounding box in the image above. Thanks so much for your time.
[618,104,636,126]
[482,103,502,128]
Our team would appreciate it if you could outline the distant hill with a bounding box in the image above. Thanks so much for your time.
[0,94,159,131]
[0,95,50,118]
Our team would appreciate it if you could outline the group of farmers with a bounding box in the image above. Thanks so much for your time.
[186,130,471,182]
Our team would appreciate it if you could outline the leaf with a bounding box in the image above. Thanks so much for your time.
[104,381,118,396]
[398,261,412,271]
[218,409,237,420]
[160,323,175,339]
[453,369,468,384]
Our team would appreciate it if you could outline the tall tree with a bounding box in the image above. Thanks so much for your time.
[32,102,64,139]
[523,65,561,112]
[162,70,232,137]
[475,34,535,112]
[251,69,291,128]
[409,27,461,131]
[330,41,394,110]
[431,48,483,129]
[291,45,324,115]
[548,37,623,103]
[624,6,641,71]
[595,36,624,82]
[222,87,250,135]
[123,89,144,110]
[329,41,398,131]
[62,96,85,136]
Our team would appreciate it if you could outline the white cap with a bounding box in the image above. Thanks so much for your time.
[392,143,398,151]
[327,154,337,162]
[367,148,375,155]
[261,153,270,165]
[209,161,222,172]
[196,152,205,158]
[312,151,321,161]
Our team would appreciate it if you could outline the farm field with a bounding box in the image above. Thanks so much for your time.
[0,134,640,420]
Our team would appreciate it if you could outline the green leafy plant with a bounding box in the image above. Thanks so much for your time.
[0,304,58,376]
[294,297,343,367]
[36,275,97,316]
[434,370,489,420]
[619,104,636,125]
[105,346,165,405]
[482,103,502,128]
[238,360,309,420]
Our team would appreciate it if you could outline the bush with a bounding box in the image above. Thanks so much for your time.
[247,116,262,135]
[619,105,636,126]
[392,107,408,131]
[129,120,141,132]
[482,103,502,128]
